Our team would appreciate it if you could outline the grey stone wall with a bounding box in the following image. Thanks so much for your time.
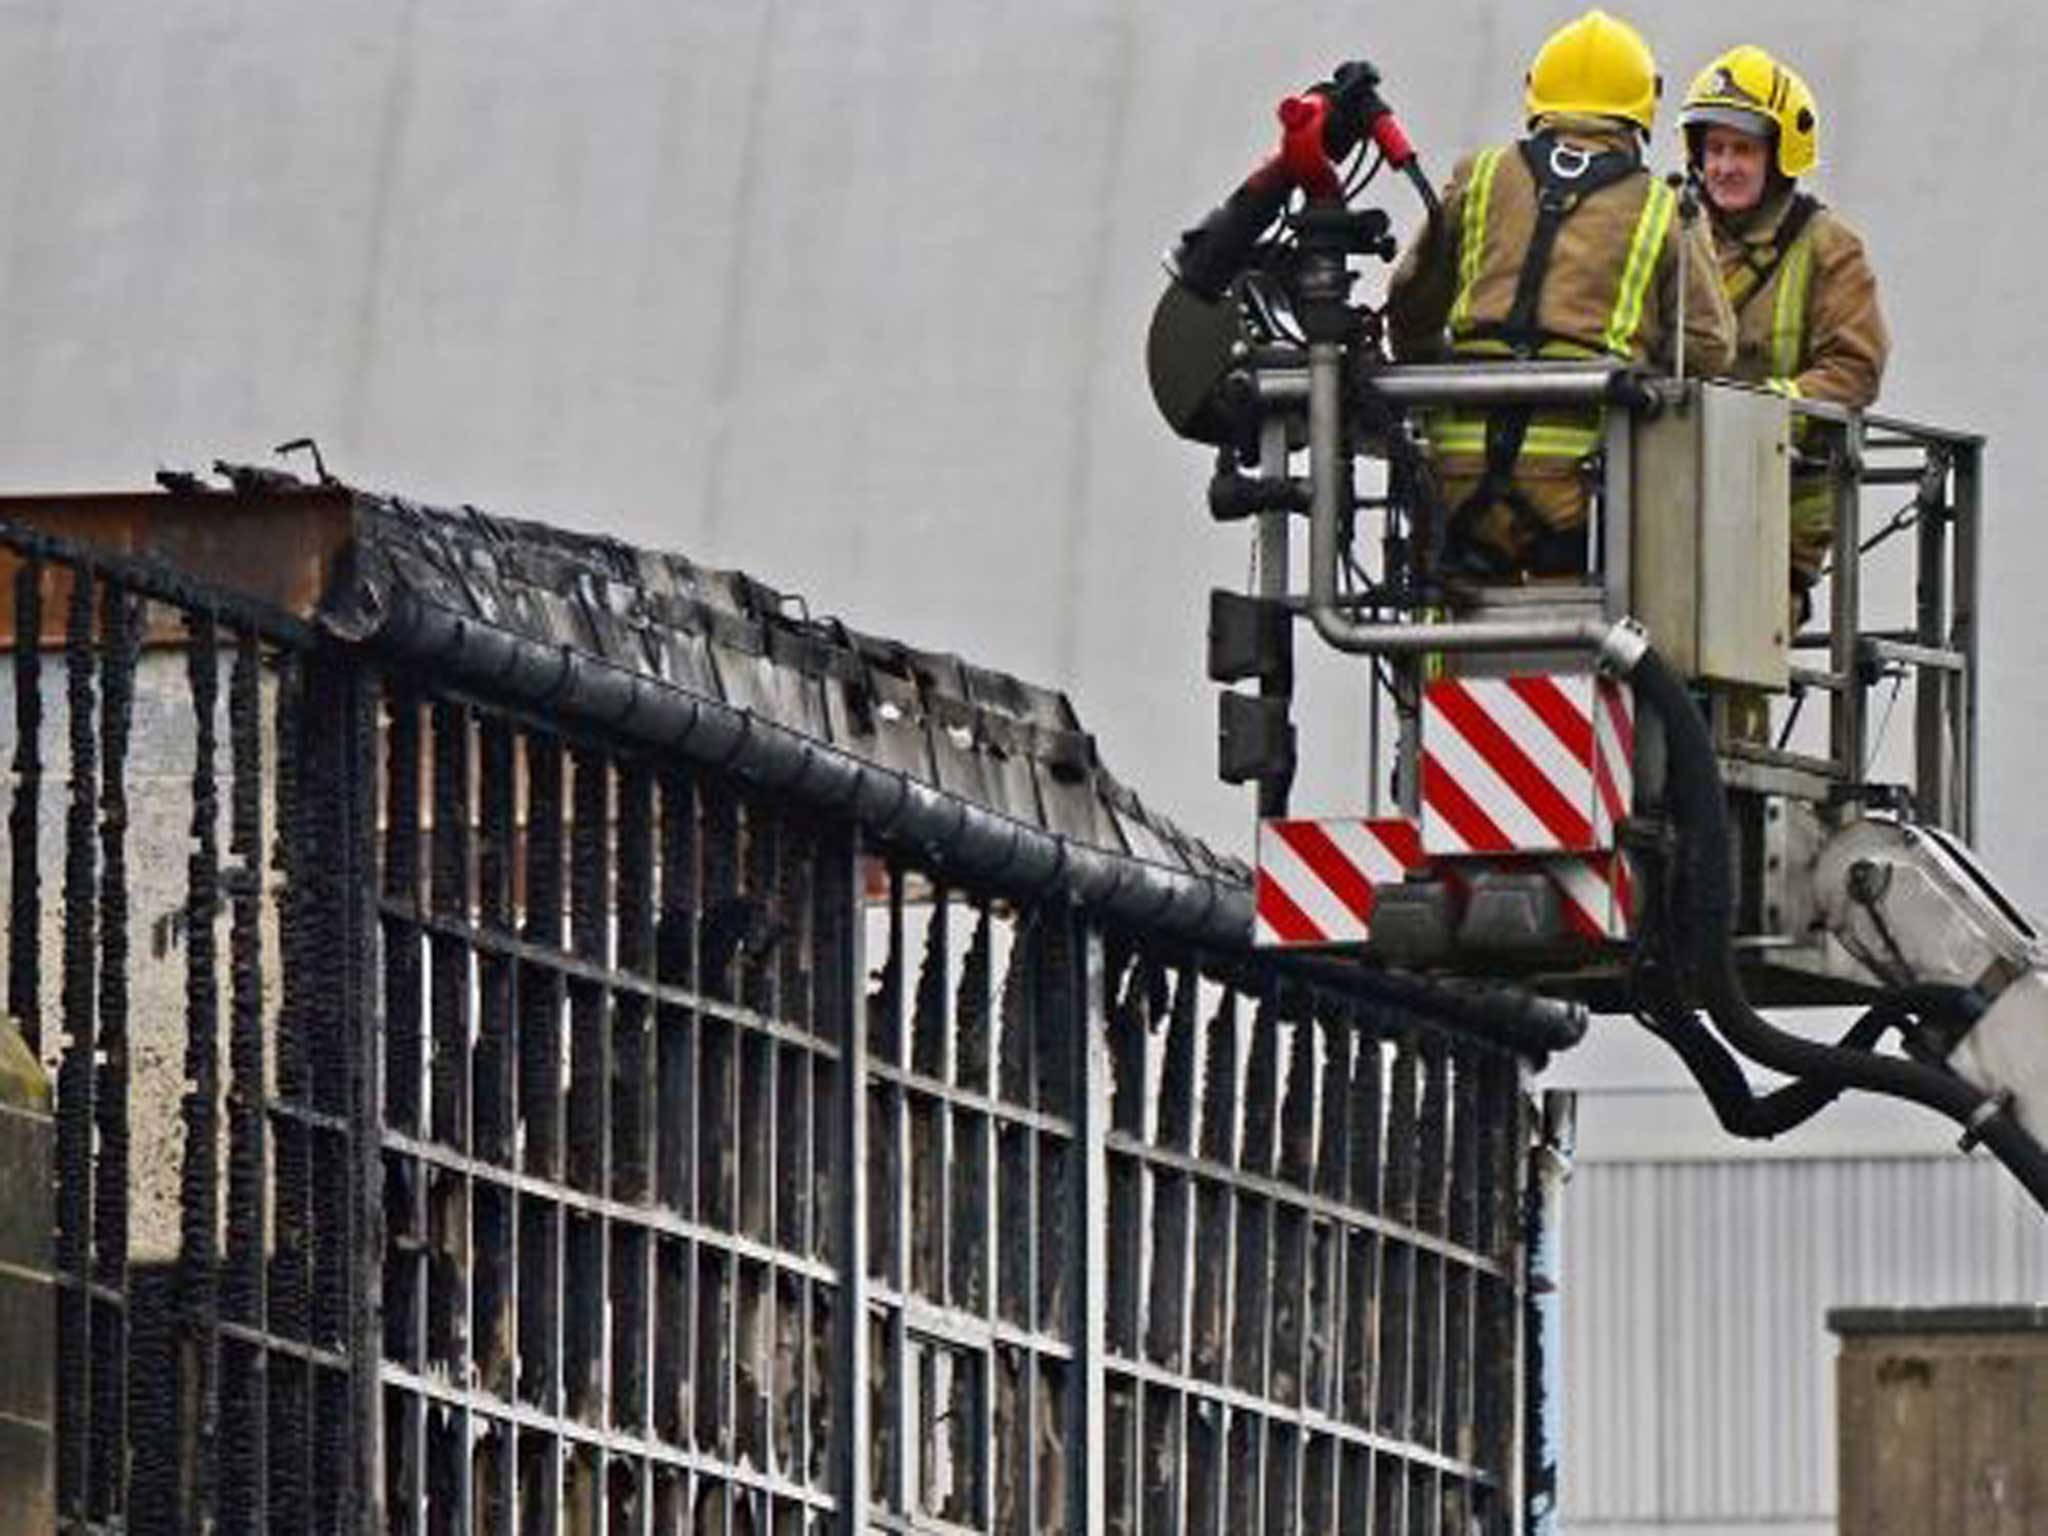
[3,645,264,1267]
[0,1019,53,1530]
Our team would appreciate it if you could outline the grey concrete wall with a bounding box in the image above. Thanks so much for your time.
[3,1,2039,899]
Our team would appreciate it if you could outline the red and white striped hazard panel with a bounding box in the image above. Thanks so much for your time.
[1255,817,1421,948]
[1433,853,1636,943]
[1548,852,1636,941]
[1421,674,1633,856]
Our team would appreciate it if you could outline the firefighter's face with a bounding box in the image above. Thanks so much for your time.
[1701,125,1769,213]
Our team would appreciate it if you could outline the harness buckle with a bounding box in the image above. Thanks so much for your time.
[1547,142,1596,180]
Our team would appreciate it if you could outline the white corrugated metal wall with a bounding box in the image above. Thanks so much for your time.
[1555,1046,2048,1536]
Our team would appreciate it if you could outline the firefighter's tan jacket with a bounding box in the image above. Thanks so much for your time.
[1710,185,1888,408]
[1710,185,1890,581]
[1388,122,1734,373]
[1385,118,1735,560]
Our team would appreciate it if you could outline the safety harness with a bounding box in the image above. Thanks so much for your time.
[1725,191,1827,579]
[1713,189,1824,401]
[1725,191,1819,319]
[1438,133,1673,572]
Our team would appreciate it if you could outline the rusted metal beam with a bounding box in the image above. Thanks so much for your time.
[0,489,354,649]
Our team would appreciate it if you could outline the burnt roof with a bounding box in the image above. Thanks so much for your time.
[0,470,1589,1051]
[331,487,1255,946]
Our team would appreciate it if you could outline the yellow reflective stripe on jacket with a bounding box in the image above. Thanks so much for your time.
[1455,335,1604,362]
[1449,147,1506,331]
[1599,178,1674,357]
[1771,232,1815,379]
[1426,417,1604,458]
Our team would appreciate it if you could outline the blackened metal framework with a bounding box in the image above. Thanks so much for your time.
[3,525,1540,1535]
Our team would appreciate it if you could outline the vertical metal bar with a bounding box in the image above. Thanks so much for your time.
[1273,998,1315,1406]
[836,830,870,1529]
[1070,914,1107,1536]
[1600,400,1635,621]
[1277,992,1315,1189]
[1235,975,1277,1498]
[913,913,942,1310]
[1912,451,1950,826]
[1413,1035,1448,1454]
[430,702,472,1146]
[1448,1044,1480,1467]
[289,653,382,1529]
[1378,1032,1418,1442]
[431,701,473,1535]
[655,767,696,1240]
[384,689,423,1138]
[614,763,654,1208]
[566,748,612,1499]
[1367,663,1383,820]
[1522,1092,1575,1536]
[338,658,387,1535]
[1312,999,1350,1206]
[52,567,95,1527]
[475,719,518,1169]
[568,747,610,1195]
[1349,1020,1385,1444]
[1829,421,1865,788]
[1503,1067,1534,1536]
[1156,969,1196,1157]
[700,782,739,1005]
[1952,440,1982,840]
[891,875,914,1518]
[380,680,427,1534]
[1104,954,1142,1369]
[91,581,137,1529]
[269,651,313,1528]
[1145,1174,1189,1377]
[1232,1201,1270,1398]
[1313,1003,1350,1422]
[175,611,224,1533]
[1347,1019,1384,1219]
[1257,416,1294,818]
[1189,986,1235,1391]
[522,734,565,1182]
[483,724,521,1526]
[1196,988,1237,1168]
[222,629,268,1536]
[7,557,41,1055]
[1240,993,1278,1178]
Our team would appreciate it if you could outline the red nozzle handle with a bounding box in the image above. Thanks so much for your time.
[1369,108,1416,169]
[1276,93,1342,201]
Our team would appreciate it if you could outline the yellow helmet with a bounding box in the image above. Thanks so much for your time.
[1680,45,1818,179]
[1525,11,1660,132]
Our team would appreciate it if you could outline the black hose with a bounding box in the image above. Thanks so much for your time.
[1632,828,1978,1139]
[1641,985,1971,1140]
[1403,161,1442,223]
[1631,645,2048,1209]
[1641,996,1879,1138]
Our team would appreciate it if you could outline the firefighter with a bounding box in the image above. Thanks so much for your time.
[1681,46,1889,615]
[1387,9,1734,578]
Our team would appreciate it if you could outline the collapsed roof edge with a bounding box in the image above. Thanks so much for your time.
[0,473,1585,1055]
[330,488,1257,949]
